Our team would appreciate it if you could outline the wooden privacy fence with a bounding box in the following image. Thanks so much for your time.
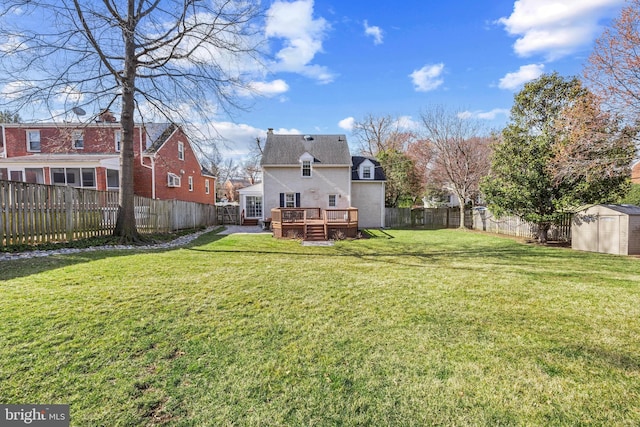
[1,180,217,247]
[385,207,572,241]
[471,209,571,241]
[385,207,473,229]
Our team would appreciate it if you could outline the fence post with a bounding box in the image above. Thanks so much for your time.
[65,186,74,241]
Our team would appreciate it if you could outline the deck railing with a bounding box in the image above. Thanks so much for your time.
[270,207,358,239]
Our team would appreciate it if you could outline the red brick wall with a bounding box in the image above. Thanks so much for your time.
[151,128,215,204]
[3,124,137,155]
[2,123,214,204]
[632,161,640,184]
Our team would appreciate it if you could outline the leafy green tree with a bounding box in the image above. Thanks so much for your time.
[377,149,423,208]
[481,73,635,243]
[621,184,640,205]
[0,110,21,123]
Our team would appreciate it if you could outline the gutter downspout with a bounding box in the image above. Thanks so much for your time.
[150,157,156,200]
[1,125,6,159]
[138,126,156,199]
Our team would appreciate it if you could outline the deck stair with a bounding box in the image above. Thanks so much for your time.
[242,218,259,226]
[305,223,326,241]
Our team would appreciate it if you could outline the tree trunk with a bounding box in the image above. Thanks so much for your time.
[458,203,466,229]
[113,1,142,243]
[537,223,550,244]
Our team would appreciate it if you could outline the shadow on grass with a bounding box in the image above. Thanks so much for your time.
[0,230,230,281]
[1,228,630,281]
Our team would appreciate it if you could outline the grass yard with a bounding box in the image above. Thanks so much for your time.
[0,229,639,426]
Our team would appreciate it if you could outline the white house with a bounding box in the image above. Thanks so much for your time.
[239,130,386,239]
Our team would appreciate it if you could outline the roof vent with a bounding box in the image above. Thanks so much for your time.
[303,135,313,141]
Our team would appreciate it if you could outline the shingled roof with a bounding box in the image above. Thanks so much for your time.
[351,156,387,181]
[144,123,177,153]
[261,134,351,166]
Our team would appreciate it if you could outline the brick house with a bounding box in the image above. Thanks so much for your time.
[632,160,640,184]
[0,121,215,204]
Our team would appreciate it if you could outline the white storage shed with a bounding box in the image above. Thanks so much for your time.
[572,204,640,256]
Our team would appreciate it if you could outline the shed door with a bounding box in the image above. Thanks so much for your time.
[598,216,620,255]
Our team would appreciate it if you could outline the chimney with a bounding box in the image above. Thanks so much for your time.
[267,128,274,134]
[98,109,117,123]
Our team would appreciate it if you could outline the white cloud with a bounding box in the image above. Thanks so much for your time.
[1,80,35,100]
[265,0,335,83]
[395,115,420,130]
[409,63,445,92]
[498,0,625,59]
[0,35,23,53]
[458,109,510,120]
[241,79,289,98]
[338,116,355,131]
[498,63,544,90]
[212,122,301,160]
[364,20,383,45]
[55,85,85,104]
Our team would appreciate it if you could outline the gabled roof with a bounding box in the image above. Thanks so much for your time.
[261,134,351,166]
[351,156,386,181]
[144,123,177,153]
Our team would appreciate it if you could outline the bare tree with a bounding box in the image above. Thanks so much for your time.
[240,137,263,184]
[551,90,635,187]
[351,114,414,156]
[419,106,492,228]
[0,0,264,242]
[584,0,640,124]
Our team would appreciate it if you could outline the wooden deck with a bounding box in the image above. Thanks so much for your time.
[270,208,358,241]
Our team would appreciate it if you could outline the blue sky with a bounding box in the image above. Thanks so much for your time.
[213,0,626,160]
[0,0,628,161]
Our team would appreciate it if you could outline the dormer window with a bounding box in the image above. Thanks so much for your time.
[359,159,375,180]
[302,160,311,177]
[299,152,314,178]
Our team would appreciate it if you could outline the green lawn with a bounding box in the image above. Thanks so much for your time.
[1,229,638,426]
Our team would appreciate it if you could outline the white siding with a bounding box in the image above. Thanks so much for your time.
[352,181,385,228]
[263,165,351,215]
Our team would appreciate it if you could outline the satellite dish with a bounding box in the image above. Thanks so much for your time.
[72,106,86,116]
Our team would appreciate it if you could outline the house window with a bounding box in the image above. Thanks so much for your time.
[279,192,300,207]
[168,172,181,187]
[328,194,337,207]
[205,179,210,194]
[178,142,184,160]
[285,193,294,207]
[25,168,44,184]
[188,176,193,191]
[73,130,84,149]
[82,169,95,187]
[10,170,23,181]
[27,130,41,152]
[50,167,96,188]
[302,160,311,177]
[107,169,119,189]
[246,196,262,218]
[362,166,372,179]
[115,130,121,152]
